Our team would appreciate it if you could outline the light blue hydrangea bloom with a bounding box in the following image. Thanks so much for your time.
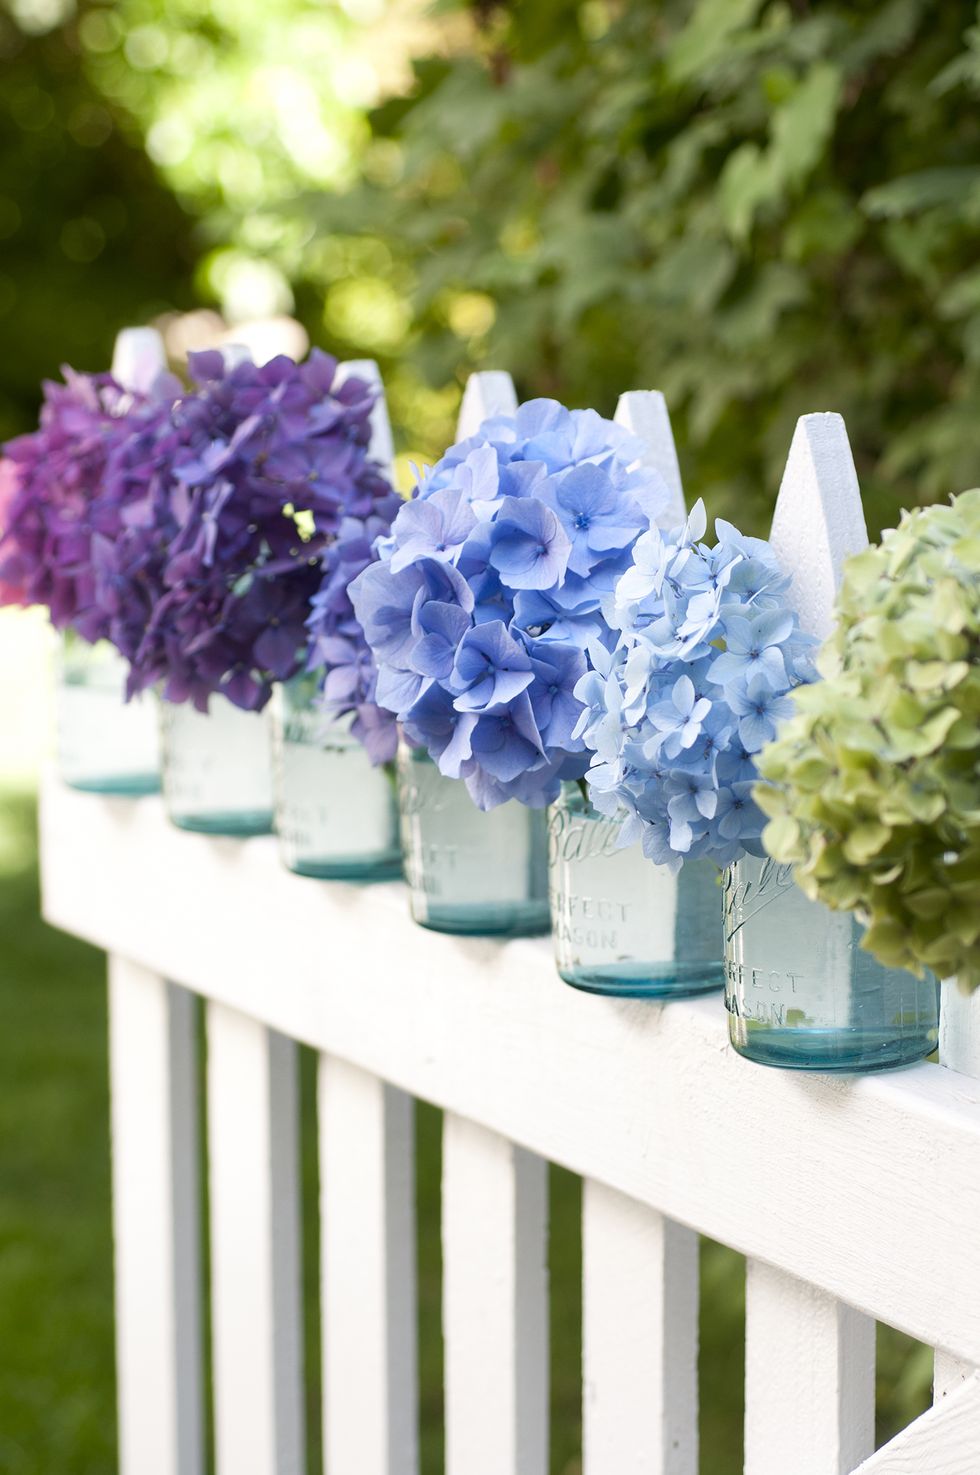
[573,500,816,870]
[351,398,675,809]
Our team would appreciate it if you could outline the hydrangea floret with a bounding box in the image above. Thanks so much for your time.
[573,500,816,871]
[0,367,176,637]
[756,490,980,991]
[349,398,675,808]
[304,502,402,765]
[100,350,395,714]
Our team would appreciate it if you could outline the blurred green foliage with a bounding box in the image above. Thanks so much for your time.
[7,0,980,521]
[0,791,114,1475]
[294,0,980,529]
[0,3,200,439]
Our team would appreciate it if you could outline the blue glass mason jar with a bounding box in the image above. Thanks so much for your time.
[548,781,724,997]
[57,631,160,795]
[271,674,400,880]
[160,695,273,837]
[397,742,550,937]
[723,855,939,1072]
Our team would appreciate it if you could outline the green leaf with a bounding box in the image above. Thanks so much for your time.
[863,167,980,218]
[665,0,765,85]
[768,64,841,191]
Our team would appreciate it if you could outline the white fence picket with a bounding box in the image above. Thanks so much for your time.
[756,411,879,1474]
[111,324,167,395]
[769,411,869,640]
[457,370,518,437]
[108,957,203,1475]
[336,358,395,479]
[855,1373,980,1474]
[936,989,980,1400]
[614,388,687,527]
[207,1004,304,1475]
[744,1260,875,1475]
[582,1180,698,1475]
[441,1114,549,1475]
[319,1055,418,1475]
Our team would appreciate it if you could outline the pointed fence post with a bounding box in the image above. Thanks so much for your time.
[614,389,686,528]
[768,412,869,639]
[207,1006,304,1475]
[439,367,548,1475]
[456,371,518,439]
[741,413,876,1473]
[317,365,416,1471]
[337,358,396,480]
[111,326,168,394]
[936,994,980,1396]
[108,958,204,1475]
[578,389,697,1475]
[105,327,205,1475]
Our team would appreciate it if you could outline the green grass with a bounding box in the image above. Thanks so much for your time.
[0,791,115,1475]
[0,789,931,1473]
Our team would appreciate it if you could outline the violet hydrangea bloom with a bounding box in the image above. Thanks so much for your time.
[102,350,394,713]
[0,368,176,639]
[304,502,402,766]
[350,398,674,808]
[573,501,817,871]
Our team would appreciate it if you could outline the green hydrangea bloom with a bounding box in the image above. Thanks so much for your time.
[756,490,980,991]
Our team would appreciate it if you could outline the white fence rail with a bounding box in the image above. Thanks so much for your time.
[40,772,980,1474]
[38,382,980,1474]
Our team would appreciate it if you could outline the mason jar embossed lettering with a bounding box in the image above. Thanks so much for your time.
[161,696,273,837]
[271,674,400,880]
[57,632,160,795]
[397,742,549,936]
[724,855,939,1071]
[549,782,724,997]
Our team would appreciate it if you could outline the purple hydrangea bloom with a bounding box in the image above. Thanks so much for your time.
[101,350,394,714]
[350,397,675,809]
[0,367,177,639]
[304,502,401,766]
[573,501,817,871]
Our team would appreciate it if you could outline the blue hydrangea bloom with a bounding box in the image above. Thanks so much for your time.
[573,500,817,870]
[350,398,674,809]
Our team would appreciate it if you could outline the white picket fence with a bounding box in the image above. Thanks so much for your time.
[38,375,980,1475]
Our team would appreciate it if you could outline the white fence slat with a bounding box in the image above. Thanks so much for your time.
[457,370,518,438]
[768,411,869,640]
[39,784,980,1365]
[855,1372,980,1474]
[614,389,686,527]
[207,1003,304,1475]
[745,1260,875,1475]
[582,1180,698,1475]
[108,958,203,1475]
[936,989,980,1398]
[111,325,167,394]
[336,358,395,479]
[319,1056,418,1475]
[442,1114,548,1475]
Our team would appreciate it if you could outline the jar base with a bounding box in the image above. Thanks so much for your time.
[729,1022,937,1073]
[285,853,402,882]
[65,773,160,797]
[169,809,274,838]
[560,961,724,999]
[413,900,550,938]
